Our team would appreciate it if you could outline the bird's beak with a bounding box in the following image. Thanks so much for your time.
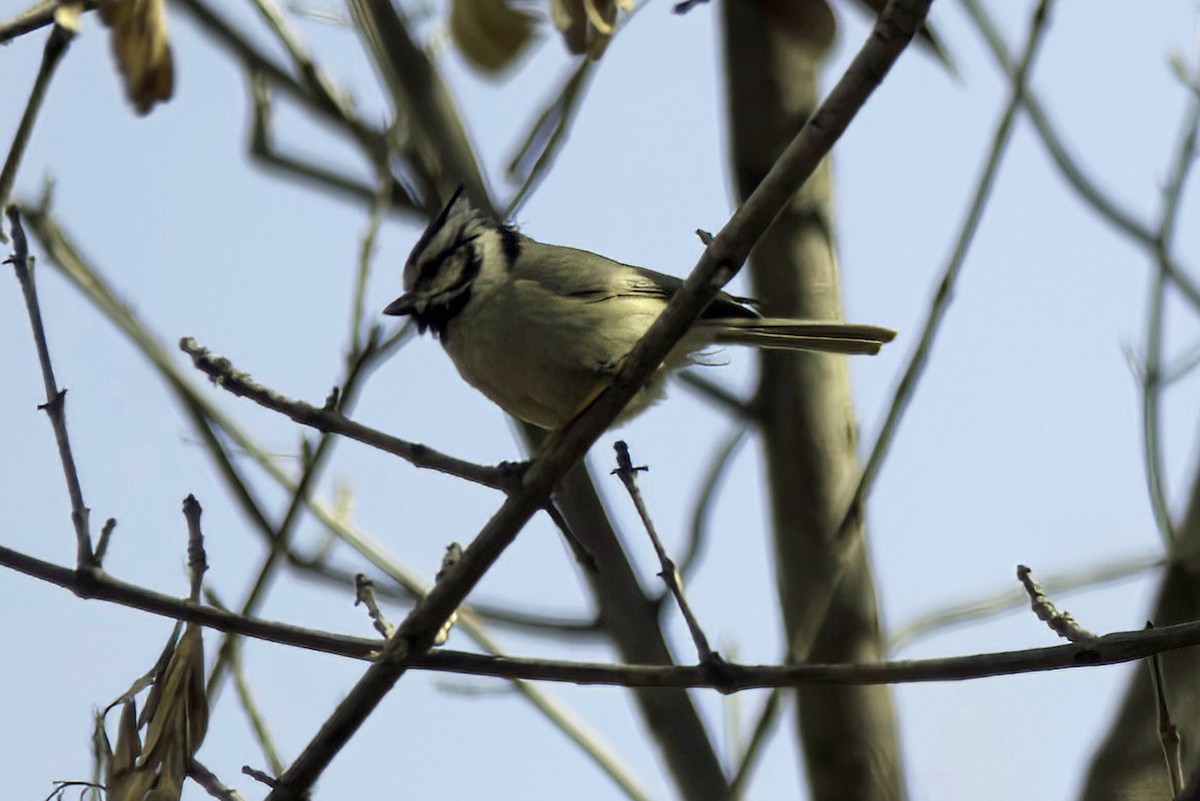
[383,294,416,317]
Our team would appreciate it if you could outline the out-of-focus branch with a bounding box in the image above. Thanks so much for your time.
[1078,60,1200,801]
[175,0,400,181]
[959,0,1200,314]
[346,0,489,209]
[0,0,64,45]
[0,12,79,217]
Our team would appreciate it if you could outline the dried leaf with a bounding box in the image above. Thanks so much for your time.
[550,0,630,59]
[102,700,157,801]
[140,623,208,767]
[449,0,540,73]
[97,0,174,115]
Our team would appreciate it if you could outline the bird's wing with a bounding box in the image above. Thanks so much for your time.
[516,239,758,319]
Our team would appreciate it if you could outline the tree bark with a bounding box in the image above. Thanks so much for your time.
[722,1,904,798]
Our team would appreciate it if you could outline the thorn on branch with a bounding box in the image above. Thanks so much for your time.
[1017,564,1095,643]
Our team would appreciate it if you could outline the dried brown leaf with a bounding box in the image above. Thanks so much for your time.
[449,0,540,73]
[97,0,174,115]
[550,0,629,59]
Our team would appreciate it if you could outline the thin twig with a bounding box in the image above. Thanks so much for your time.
[355,574,396,638]
[681,426,750,578]
[206,590,287,776]
[189,760,248,801]
[94,517,117,565]
[1145,622,1184,796]
[503,60,596,217]
[351,176,394,349]
[178,337,507,490]
[183,494,208,602]
[676,370,756,420]
[612,441,716,664]
[0,8,79,217]
[889,551,1162,652]
[174,0,397,174]
[1141,86,1200,544]
[0,0,63,45]
[728,687,783,799]
[246,73,405,209]
[959,0,1200,313]
[6,206,95,567]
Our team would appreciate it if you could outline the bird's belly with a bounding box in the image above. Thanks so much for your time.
[441,286,671,429]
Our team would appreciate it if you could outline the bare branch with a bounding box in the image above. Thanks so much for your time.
[15,538,1200,690]
[792,0,1056,666]
[355,575,396,638]
[0,11,78,216]
[189,760,247,801]
[6,206,95,567]
[179,337,508,490]
[1145,623,1183,796]
[612,441,716,665]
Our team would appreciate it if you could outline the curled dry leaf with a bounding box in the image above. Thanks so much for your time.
[98,624,208,801]
[97,0,174,115]
[550,0,632,59]
[449,0,540,74]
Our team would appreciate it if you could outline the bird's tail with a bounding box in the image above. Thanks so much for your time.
[706,319,896,355]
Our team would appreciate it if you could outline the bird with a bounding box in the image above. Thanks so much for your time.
[383,190,895,430]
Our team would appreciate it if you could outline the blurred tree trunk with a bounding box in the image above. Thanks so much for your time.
[722,1,903,799]
[1079,464,1200,800]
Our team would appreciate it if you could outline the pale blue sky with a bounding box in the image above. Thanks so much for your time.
[2,1,1198,799]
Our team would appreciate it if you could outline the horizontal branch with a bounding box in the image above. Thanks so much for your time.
[7,541,1200,691]
[0,543,379,659]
